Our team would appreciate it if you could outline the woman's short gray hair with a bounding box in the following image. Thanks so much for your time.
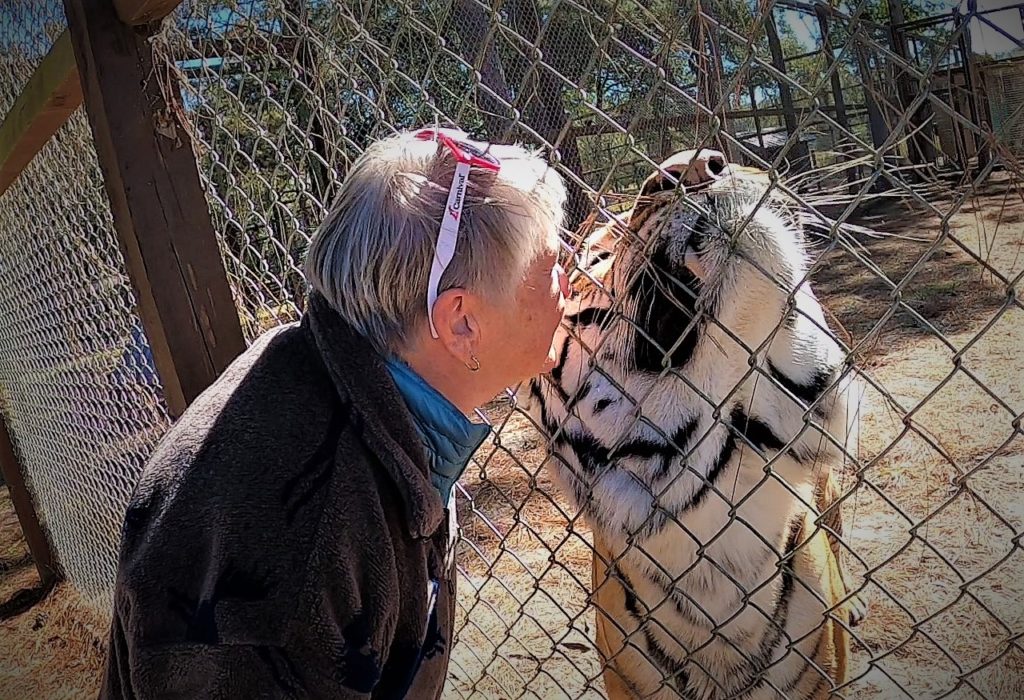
[305,129,568,353]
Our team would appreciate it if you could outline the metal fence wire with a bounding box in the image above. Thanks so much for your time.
[1,0,1023,698]
[0,0,66,116]
[0,6,172,603]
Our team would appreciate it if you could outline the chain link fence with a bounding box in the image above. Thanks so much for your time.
[0,0,66,115]
[2,0,1024,697]
[0,4,172,603]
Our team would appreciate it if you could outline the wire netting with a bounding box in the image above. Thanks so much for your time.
[151,2,1024,697]
[0,103,173,603]
[0,6,173,605]
[0,0,66,115]
[2,0,1023,697]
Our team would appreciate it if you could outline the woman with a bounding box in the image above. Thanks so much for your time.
[99,127,570,699]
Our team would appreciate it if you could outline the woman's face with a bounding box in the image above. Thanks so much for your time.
[478,249,570,388]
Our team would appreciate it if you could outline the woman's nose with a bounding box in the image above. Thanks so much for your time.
[556,264,570,298]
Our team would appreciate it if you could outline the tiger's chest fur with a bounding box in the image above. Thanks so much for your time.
[522,209,860,698]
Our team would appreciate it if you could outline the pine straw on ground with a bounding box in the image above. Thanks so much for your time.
[1,495,108,699]
[2,174,1023,700]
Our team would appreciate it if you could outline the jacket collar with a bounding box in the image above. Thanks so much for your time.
[303,291,443,539]
[385,358,489,506]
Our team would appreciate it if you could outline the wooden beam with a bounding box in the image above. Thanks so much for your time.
[0,413,57,585]
[956,8,991,171]
[0,31,82,198]
[569,105,870,139]
[114,0,183,25]
[64,0,246,418]
[784,48,824,63]
[886,0,936,166]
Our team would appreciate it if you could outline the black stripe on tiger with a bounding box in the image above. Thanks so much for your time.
[775,625,831,696]
[566,306,613,330]
[729,406,787,459]
[528,381,559,435]
[564,381,593,414]
[564,431,611,474]
[631,241,703,374]
[653,417,699,480]
[616,566,697,699]
[562,418,699,476]
[613,418,697,463]
[638,428,737,540]
[767,359,834,411]
[542,338,572,407]
[632,564,714,629]
[733,515,803,698]
[550,335,572,388]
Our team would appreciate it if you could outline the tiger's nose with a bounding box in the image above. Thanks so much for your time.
[640,149,730,196]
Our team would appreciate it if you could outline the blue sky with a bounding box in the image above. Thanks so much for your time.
[969,0,1024,56]
[779,0,1022,59]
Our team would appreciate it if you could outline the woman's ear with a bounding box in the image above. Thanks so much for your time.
[431,287,480,362]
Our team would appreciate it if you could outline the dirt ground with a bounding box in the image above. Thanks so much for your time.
[1,171,1023,699]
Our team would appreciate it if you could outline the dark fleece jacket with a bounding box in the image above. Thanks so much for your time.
[99,292,456,699]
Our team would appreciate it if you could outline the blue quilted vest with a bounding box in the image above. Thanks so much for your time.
[385,358,489,505]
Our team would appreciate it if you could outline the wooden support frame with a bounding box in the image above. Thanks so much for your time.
[63,0,246,418]
[0,0,236,592]
[0,30,84,594]
[955,9,991,171]
[113,0,183,24]
[0,414,56,586]
[0,31,82,198]
[765,12,798,140]
[764,9,812,173]
[885,0,937,167]
[568,106,870,140]
[0,0,186,196]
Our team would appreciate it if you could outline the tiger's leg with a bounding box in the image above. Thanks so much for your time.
[785,520,851,698]
[815,469,867,627]
[592,534,677,700]
[592,534,641,700]
[820,525,851,691]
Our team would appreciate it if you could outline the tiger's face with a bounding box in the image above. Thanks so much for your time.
[527,147,856,535]
[592,150,818,373]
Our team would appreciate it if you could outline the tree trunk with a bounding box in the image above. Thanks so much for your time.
[458,0,591,228]
[689,3,730,155]
[454,0,519,140]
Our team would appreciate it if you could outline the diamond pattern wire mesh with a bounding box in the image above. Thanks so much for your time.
[0,103,173,604]
[0,0,66,115]
[0,0,1021,697]
[0,6,173,607]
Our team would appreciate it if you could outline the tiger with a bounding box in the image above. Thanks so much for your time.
[520,148,868,699]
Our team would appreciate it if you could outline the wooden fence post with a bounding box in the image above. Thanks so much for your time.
[63,0,246,418]
[0,414,56,586]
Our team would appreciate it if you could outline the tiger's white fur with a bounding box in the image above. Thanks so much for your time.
[521,151,866,699]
